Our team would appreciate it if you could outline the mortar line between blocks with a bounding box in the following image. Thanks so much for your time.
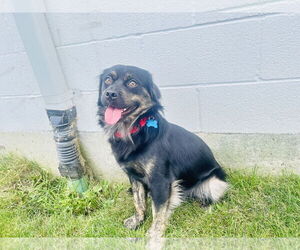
[56,13,280,49]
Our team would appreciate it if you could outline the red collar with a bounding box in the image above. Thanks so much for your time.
[114,117,148,138]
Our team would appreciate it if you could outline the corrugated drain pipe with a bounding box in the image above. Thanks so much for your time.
[13,13,88,193]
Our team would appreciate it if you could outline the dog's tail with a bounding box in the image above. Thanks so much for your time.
[188,163,229,206]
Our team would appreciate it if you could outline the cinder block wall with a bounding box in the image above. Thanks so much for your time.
[1,5,300,178]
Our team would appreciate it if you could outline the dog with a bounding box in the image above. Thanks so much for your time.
[97,65,228,239]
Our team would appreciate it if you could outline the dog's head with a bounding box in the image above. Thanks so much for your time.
[97,65,161,129]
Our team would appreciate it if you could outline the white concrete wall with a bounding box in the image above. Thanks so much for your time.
[1,10,300,134]
[1,2,300,178]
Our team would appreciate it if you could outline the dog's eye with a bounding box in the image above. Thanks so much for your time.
[127,80,138,88]
[104,76,113,85]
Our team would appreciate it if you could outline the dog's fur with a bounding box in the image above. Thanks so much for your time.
[97,65,228,239]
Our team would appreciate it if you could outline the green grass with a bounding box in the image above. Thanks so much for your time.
[0,153,299,238]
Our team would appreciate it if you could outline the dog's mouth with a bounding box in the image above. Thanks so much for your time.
[104,105,138,125]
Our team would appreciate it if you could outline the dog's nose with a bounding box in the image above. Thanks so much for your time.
[105,90,118,100]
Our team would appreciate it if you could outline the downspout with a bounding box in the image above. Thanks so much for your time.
[13,13,88,193]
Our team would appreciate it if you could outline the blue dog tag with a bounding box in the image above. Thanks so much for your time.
[146,119,158,128]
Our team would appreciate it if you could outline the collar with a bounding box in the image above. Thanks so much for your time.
[114,116,157,138]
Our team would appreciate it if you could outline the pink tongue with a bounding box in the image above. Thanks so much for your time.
[105,107,123,125]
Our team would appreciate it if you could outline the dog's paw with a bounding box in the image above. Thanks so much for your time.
[146,228,164,250]
[146,228,161,239]
[124,215,141,230]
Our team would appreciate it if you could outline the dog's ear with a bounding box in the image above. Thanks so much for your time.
[150,83,161,102]
[148,76,161,104]
[97,73,104,106]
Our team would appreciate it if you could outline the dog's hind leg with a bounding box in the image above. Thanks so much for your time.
[190,176,228,206]
[124,179,147,230]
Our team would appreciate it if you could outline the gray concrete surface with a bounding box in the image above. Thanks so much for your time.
[1,132,299,182]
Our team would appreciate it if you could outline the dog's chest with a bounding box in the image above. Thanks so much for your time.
[122,159,155,181]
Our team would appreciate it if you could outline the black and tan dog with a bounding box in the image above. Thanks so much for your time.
[97,65,228,239]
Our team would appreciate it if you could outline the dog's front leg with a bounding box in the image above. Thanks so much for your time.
[147,180,182,246]
[124,178,147,230]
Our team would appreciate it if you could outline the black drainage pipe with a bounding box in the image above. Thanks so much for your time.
[47,107,88,193]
